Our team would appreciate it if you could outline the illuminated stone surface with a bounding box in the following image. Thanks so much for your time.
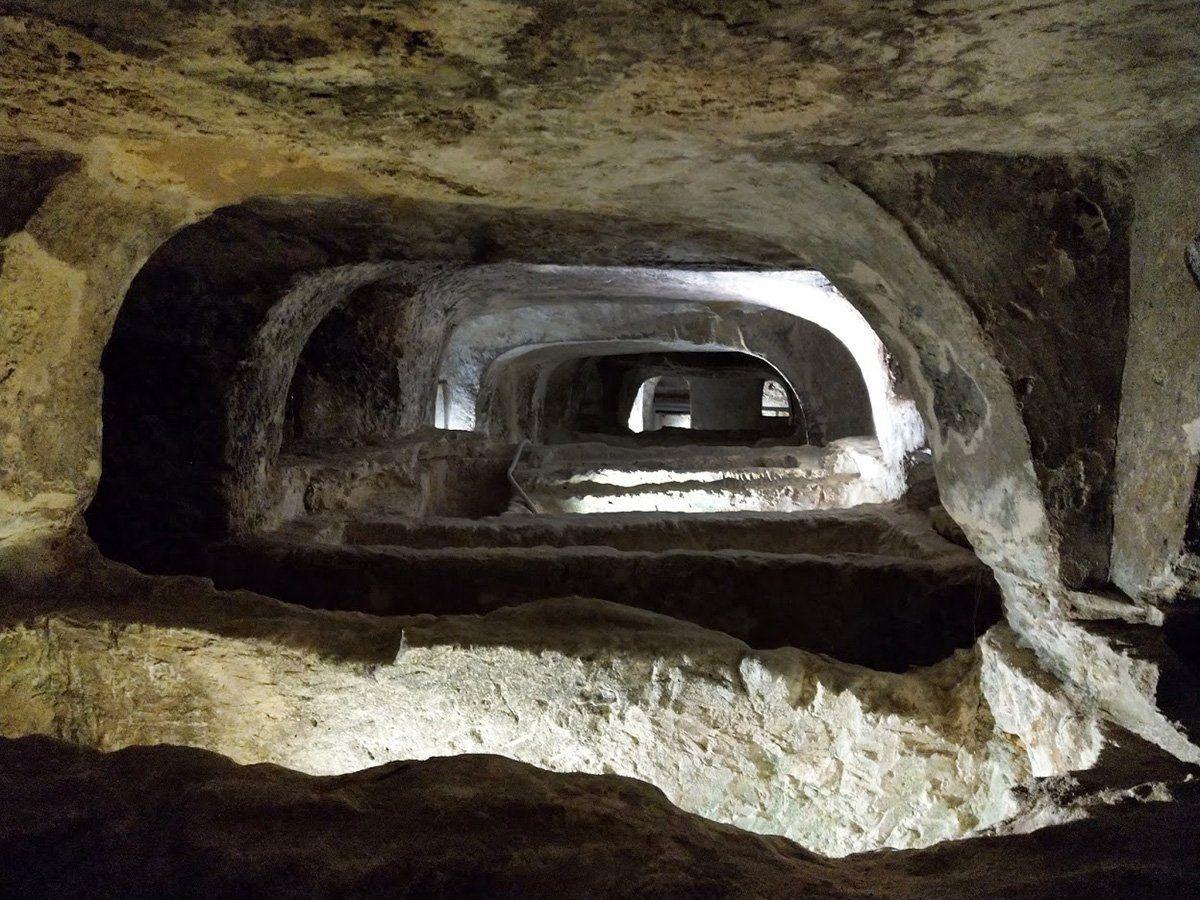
[0,573,1096,857]
[2,2,1200,894]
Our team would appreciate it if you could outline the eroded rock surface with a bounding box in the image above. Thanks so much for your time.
[3,2,1200,894]
[1,560,1089,857]
[1,733,1196,899]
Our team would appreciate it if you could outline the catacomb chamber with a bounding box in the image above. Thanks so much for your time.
[6,184,1198,893]
[21,201,1096,854]
[3,3,1200,892]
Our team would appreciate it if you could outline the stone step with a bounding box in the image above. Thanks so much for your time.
[207,538,1002,672]
[344,507,955,558]
[510,436,901,514]
[517,471,881,514]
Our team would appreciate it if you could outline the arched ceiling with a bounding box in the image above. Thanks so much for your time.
[475,341,810,442]
[431,266,921,460]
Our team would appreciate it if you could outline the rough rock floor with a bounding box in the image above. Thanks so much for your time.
[1,734,1197,899]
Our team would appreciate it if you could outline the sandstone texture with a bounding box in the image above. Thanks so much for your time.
[1,731,1197,898]
[0,558,1102,857]
[3,2,1200,895]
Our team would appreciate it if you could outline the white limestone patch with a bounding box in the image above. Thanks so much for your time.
[0,596,1106,858]
[1183,416,1200,456]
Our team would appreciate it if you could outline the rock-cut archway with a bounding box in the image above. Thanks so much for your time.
[79,175,1197,764]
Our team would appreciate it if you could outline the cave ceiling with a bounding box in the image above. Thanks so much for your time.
[2,0,1199,208]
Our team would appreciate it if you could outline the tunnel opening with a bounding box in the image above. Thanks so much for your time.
[61,195,1130,862]
[7,4,1200,890]
[762,379,791,419]
[646,375,692,430]
[621,354,798,438]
